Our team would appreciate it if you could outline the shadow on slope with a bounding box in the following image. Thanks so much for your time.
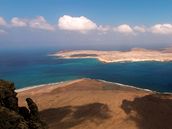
[121,94,172,129]
[40,102,111,129]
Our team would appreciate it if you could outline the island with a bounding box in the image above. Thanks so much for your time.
[51,48,172,63]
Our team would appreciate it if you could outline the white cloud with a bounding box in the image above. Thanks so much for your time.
[29,16,55,31]
[133,26,146,32]
[58,15,97,31]
[0,17,7,26]
[150,24,172,34]
[114,24,133,33]
[11,17,27,27]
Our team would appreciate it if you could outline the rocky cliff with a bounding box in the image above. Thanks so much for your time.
[0,80,47,129]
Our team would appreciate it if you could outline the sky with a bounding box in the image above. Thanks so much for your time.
[0,0,172,50]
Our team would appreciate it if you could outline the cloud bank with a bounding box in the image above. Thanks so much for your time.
[29,16,55,31]
[133,26,146,32]
[150,24,172,34]
[11,17,27,27]
[10,16,54,31]
[0,15,172,35]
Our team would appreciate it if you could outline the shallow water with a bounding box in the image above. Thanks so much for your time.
[0,49,172,92]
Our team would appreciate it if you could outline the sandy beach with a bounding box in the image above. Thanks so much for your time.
[52,48,172,63]
[17,78,172,129]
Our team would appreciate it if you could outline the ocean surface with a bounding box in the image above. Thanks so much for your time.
[0,49,172,92]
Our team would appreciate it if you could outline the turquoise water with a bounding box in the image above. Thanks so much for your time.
[0,49,172,92]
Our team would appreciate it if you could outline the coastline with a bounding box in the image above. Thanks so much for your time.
[97,79,154,92]
[16,78,155,93]
[15,80,74,92]
[53,56,172,63]
[15,81,63,92]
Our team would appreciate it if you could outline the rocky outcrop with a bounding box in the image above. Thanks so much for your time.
[0,79,47,129]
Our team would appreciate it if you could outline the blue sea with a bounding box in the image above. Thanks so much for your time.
[0,49,172,92]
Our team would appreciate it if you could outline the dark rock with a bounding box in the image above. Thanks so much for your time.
[19,107,30,120]
[26,98,39,120]
[26,98,47,129]
[0,79,47,129]
[0,106,29,129]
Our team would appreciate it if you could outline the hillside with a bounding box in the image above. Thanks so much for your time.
[17,78,172,129]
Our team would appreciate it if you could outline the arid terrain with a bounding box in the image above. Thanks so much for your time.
[17,78,172,129]
[52,48,172,63]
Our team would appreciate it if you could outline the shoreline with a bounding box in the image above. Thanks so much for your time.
[16,78,86,92]
[97,79,154,92]
[16,78,157,93]
[15,81,70,92]
[54,56,172,63]
[57,56,172,63]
